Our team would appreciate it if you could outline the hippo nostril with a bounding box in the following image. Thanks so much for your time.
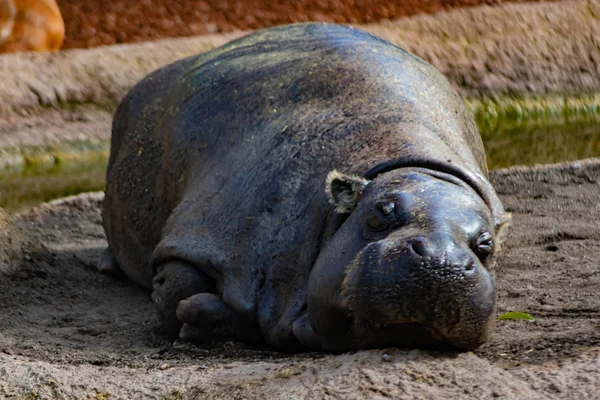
[153,275,166,289]
[409,238,428,257]
[465,260,476,271]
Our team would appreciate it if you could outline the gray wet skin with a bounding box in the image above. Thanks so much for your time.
[101,22,509,352]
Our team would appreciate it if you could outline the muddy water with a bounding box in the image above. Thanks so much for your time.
[0,119,599,211]
[483,120,600,169]
[0,139,108,211]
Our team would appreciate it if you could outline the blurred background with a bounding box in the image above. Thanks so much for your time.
[1,0,538,52]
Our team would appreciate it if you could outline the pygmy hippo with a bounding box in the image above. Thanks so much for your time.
[101,23,510,352]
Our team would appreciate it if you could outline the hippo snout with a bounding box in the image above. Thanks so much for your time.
[341,233,496,350]
[406,236,476,272]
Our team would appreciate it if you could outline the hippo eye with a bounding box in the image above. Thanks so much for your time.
[378,202,395,216]
[366,214,389,232]
[474,232,494,259]
[366,202,394,232]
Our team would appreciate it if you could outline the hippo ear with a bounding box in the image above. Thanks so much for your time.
[494,212,512,251]
[326,170,370,214]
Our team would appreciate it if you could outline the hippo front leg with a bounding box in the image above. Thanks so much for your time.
[98,247,125,278]
[152,260,263,344]
[176,294,263,345]
[151,260,215,336]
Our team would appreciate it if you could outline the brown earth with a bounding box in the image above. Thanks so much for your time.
[0,158,599,399]
[55,0,555,50]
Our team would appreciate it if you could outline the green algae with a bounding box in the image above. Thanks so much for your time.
[467,93,600,169]
[482,119,600,170]
[0,139,108,211]
[466,93,600,135]
[0,93,599,211]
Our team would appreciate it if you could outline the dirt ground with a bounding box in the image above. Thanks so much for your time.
[0,158,599,399]
[55,0,550,50]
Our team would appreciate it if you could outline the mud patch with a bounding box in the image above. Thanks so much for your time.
[0,159,599,398]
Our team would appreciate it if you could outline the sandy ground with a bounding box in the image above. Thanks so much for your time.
[0,158,599,399]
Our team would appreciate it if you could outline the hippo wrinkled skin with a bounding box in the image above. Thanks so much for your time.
[101,23,510,352]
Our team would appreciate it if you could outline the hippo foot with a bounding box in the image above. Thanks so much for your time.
[152,260,215,336]
[292,314,328,349]
[176,293,263,345]
[97,247,125,278]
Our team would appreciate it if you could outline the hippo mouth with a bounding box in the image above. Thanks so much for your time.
[348,309,494,351]
[293,312,484,351]
[363,156,499,221]
[353,322,452,349]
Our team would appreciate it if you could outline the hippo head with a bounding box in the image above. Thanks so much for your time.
[293,164,510,351]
